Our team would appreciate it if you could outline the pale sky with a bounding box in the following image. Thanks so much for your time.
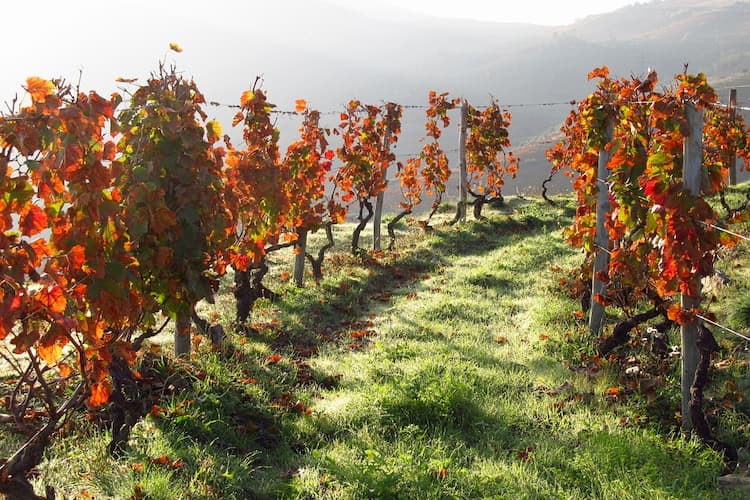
[321,0,639,26]
[0,0,641,111]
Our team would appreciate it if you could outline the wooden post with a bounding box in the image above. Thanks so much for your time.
[681,101,703,431]
[729,89,738,185]
[373,130,392,251]
[293,229,307,287]
[589,121,613,336]
[174,309,191,358]
[373,188,385,251]
[458,100,468,223]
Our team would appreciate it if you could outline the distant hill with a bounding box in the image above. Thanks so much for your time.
[448,0,750,196]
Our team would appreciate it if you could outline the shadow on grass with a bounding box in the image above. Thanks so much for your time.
[120,201,580,497]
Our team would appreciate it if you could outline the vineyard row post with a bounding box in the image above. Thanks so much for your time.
[175,309,192,358]
[373,129,393,251]
[729,88,738,185]
[373,189,385,251]
[457,100,469,223]
[589,121,613,336]
[294,229,308,287]
[681,101,703,431]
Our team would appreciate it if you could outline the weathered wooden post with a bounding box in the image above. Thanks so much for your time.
[174,309,191,358]
[729,89,738,185]
[681,101,703,431]
[589,121,613,336]
[457,100,468,223]
[373,129,392,251]
[373,189,385,251]
[293,229,308,287]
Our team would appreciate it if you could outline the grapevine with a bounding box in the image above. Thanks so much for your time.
[389,91,458,247]
[547,66,748,460]
[464,98,518,219]
[335,100,402,255]
[282,103,344,282]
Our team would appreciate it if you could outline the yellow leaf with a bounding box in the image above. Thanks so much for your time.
[169,42,183,53]
[240,90,255,108]
[25,77,55,103]
[206,120,222,142]
[38,342,62,366]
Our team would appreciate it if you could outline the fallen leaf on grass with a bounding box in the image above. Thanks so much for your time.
[271,393,313,415]
[132,483,145,499]
[148,455,184,469]
[266,354,282,365]
[295,344,318,357]
[517,447,534,462]
[150,405,162,417]
[714,358,734,370]
[350,329,375,339]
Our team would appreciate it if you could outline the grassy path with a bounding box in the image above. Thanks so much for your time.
[13,198,738,499]
[264,201,729,499]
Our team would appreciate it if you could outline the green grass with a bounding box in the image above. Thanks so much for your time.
[4,194,749,498]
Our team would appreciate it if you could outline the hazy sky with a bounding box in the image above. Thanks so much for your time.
[321,0,638,25]
[0,0,640,113]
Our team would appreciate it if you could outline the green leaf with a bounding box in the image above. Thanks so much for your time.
[129,217,149,240]
[132,165,149,182]
[105,260,127,282]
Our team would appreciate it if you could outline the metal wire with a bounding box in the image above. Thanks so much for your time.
[698,220,750,244]
[696,314,750,343]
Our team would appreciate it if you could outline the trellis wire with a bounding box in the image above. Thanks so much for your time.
[696,314,750,343]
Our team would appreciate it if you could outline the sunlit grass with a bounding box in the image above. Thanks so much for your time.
[4,193,746,498]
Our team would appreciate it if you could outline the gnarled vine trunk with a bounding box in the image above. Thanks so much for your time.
[468,189,503,220]
[305,222,336,282]
[542,169,558,206]
[233,261,279,325]
[595,307,665,356]
[351,198,373,256]
[690,323,738,473]
[387,209,411,250]
[191,306,226,345]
